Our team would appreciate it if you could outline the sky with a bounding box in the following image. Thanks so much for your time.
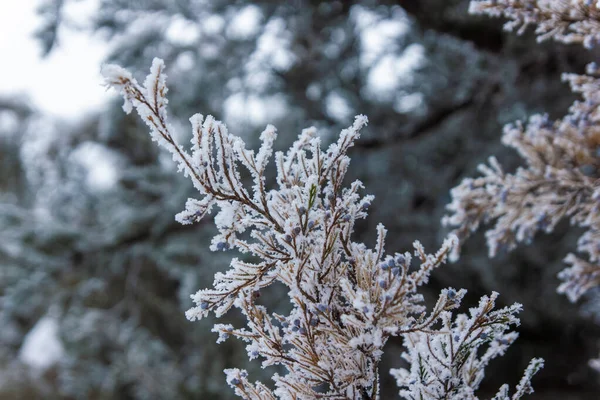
[0,2,424,121]
[0,1,425,194]
[0,1,110,119]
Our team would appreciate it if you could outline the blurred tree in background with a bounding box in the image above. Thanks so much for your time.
[1,0,600,398]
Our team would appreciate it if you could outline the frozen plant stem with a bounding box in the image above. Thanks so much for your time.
[103,58,542,399]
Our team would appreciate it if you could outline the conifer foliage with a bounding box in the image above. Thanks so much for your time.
[103,58,542,399]
[445,0,600,373]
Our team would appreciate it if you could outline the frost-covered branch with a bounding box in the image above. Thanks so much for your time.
[470,0,600,48]
[103,59,541,399]
[446,4,600,304]
[445,0,600,375]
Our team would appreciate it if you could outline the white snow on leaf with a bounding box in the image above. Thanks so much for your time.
[0,110,20,135]
[166,15,201,46]
[325,91,353,122]
[352,5,411,68]
[223,93,287,126]
[19,315,65,370]
[227,5,263,40]
[71,141,122,191]
[365,44,425,101]
[252,18,296,72]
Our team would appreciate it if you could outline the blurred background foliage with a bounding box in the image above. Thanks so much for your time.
[2,0,600,398]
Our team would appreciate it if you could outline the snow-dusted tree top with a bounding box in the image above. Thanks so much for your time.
[102,58,542,399]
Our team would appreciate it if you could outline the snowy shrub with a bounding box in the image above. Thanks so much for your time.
[445,0,600,371]
[102,58,542,399]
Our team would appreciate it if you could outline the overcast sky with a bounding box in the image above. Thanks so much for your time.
[0,1,110,118]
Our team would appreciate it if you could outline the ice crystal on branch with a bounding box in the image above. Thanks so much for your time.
[103,59,541,399]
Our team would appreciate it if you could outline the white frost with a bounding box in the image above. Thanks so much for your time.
[19,315,65,370]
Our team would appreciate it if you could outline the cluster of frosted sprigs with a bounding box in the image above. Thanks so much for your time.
[102,58,542,399]
[470,0,600,48]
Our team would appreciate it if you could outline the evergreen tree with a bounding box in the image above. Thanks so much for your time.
[1,0,598,398]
